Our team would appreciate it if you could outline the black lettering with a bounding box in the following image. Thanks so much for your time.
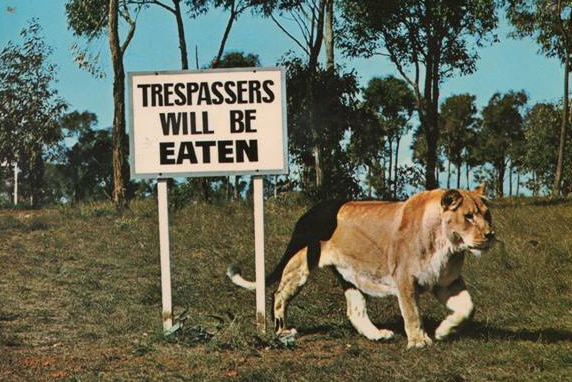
[244,110,256,132]
[218,140,234,163]
[224,81,237,104]
[159,142,176,164]
[195,141,216,163]
[230,110,244,133]
[151,84,163,106]
[160,112,186,135]
[174,83,187,106]
[176,141,198,164]
[236,81,248,104]
[164,83,174,106]
[197,82,212,105]
[137,84,151,107]
[186,82,199,105]
[249,80,262,103]
[202,111,213,134]
[211,82,224,104]
[236,139,258,162]
[262,80,275,103]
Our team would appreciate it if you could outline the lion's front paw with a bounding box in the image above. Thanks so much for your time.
[406,333,433,349]
[377,329,395,340]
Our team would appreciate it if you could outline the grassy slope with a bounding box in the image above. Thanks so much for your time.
[1,197,572,381]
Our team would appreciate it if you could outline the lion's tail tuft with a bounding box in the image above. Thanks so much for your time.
[226,264,257,291]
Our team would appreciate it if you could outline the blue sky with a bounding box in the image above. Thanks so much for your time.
[1,1,564,138]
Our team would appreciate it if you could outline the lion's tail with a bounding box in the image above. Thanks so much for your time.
[226,262,286,291]
[226,264,257,290]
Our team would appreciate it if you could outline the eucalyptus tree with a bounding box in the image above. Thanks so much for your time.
[256,0,337,190]
[479,91,528,197]
[56,111,114,202]
[338,0,500,189]
[66,0,140,209]
[0,20,67,206]
[360,75,415,198]
[507,0,572,196]
[186,0,269,68]
[522,102,563,195]
[439,94,479,189]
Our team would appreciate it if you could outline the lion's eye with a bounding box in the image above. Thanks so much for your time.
[465,213,474,222]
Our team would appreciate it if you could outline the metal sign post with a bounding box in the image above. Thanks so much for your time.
[157,178,173,331]
[253,176,266,332]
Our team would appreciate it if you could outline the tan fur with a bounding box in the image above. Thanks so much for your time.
[229,186,494,349]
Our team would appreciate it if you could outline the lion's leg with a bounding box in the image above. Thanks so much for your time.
[396,274,432,349]
[273,248,311,336]
[433,277,474,341]
[344,288,394,341]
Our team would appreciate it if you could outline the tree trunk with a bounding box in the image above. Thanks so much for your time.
[552,50,569,197]
[422,41,440,190]
[213,1,237,68]
[324,0,334,71]
[394,137,400,199]
[173,0,188,70]
[109,0,129,210]
[497,162,505,198]
[446,160,451,189]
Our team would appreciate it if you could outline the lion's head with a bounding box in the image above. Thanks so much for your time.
[440,185,494,255]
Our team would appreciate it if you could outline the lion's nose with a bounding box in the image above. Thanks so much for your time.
[485,231,495,240]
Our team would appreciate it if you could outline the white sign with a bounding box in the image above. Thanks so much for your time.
[129,67,288,179]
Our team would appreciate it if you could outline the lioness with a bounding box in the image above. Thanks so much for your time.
[227,186,494,348]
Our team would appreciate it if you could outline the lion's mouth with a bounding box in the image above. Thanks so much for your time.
[468,239,494,252]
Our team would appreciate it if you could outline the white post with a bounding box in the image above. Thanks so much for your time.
[253,176,266,332]
[157,178,173,332]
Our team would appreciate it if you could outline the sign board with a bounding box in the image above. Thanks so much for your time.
[129,67,288,179]
[128,67,288,334]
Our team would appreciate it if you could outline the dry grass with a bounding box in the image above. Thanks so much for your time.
[1,196,572,381]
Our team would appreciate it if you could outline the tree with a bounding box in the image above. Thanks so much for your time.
[479,91,528,197]
[187,0,265,68]
[360,75,415,198]
[0,20,67,206]
[522,102,563,195]
[339,0,500,189]
[66,0,139,210]
[507,0,572,196]
[284,57,361,199]
[60,111,113,202]
[137,0,190,69]
[260,0,333,189]
[439,94,479,188]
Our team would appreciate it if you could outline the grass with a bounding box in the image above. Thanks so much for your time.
[1,195,572,381]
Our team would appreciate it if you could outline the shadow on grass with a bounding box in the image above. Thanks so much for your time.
[461,321,572,344]
[296,317,572,345]
[419,318,572,344]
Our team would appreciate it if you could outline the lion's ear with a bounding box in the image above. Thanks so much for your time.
[474,183,486,196]
[441,189,463,211]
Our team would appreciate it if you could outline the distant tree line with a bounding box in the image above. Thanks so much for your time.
[1,1,571,207]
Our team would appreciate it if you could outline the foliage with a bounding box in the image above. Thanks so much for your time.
[351,76,415,198]
[338,0,501,189]
[506,0,572,61]
[478,91,528,197]
[283,57,361,200]
[0,20,67,206]
[522,102,572,195]
[439,94,480,188]
[506,0,572,196]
